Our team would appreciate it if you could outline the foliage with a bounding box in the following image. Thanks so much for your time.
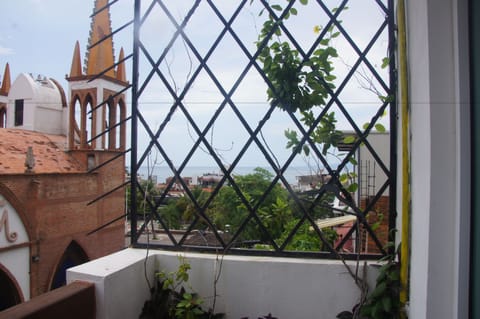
[140,256,224,319]
[279,218,337,251]
[209,167,292,242]
[335,243,401,319]
[127,178,161,217]
[359,243,401,319]
[255,0,343,157]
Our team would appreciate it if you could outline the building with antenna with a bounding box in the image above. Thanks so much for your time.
[0,0,127,311]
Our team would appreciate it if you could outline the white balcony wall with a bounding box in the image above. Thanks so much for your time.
[68,248,379,319]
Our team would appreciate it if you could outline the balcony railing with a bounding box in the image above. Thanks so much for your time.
[66,248,381,319]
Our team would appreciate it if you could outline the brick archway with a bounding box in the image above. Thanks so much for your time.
[0,263,24,311]
[49,241,89,290]
[0,105,6,128]
[68,89,98,150]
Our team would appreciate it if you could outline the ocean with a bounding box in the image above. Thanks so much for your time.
[130,165,318,185]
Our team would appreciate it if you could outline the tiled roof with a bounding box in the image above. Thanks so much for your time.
[0,129,84,174]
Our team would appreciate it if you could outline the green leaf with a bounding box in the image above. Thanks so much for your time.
[271,4,282,11]
[348,157,358,165]
[339,173,349,183]
[319,38,330,46]
[360,304,373,316]
[347,183,358,193]
[382,296,392,313]
[372,302,383,319]
[363,122,370,130]
[371,281,387,299]
[290,7,298,15]
[343,135,356,144]
[303,144,310,156]
[324,74,336,81]
[299,0,308,5]
[381,57,390,69]
[375,123,386,132]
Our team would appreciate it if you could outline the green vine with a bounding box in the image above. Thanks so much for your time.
[255,0,344,156]
[140,256,224,319]
[359,243,401,319]
[255,2,400,318]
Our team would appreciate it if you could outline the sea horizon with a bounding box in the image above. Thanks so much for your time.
[127,165,324,185]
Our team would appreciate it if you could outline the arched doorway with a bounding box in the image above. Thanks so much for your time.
[0,267,21,311]
[0,105,6,128]
[50,241,89,290]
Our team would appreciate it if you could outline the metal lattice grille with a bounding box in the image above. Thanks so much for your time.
[129,0,396,258]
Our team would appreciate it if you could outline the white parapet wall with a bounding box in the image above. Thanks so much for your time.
[67,248,379,319]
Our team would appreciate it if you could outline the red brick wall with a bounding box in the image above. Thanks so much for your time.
[359,196,390,254]
[0,150,125,297]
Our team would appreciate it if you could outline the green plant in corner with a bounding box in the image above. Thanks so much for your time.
[335,241,401,319]
[139,256,224,319]
[359,242,401,319]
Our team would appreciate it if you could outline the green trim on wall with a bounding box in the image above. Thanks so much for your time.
[471,0,480,317]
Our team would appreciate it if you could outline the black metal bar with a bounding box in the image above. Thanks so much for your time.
[87,55,134,83]
[387,0,398,251]
[129,0,396,258]
[87,213,127,236]
[87,85,131,115]
[131,240,383,260]
[86,115,131,144]
[87,181,129,206]
[90,0,120,18]
[88,20,134,51]
[130,0,141,245]
[88,148,131,174]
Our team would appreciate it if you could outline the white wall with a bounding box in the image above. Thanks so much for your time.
[7,73,65,135]
[406,0,471,318]
[68,248,379,319]
[0,195,30,301]
[358,132,390,196]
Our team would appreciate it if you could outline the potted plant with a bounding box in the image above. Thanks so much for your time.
[140,256,224,319]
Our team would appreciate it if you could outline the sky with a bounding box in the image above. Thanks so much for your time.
[0,0,132,91]
[0,0,391,173]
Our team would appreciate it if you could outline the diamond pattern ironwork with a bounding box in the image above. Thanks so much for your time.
[127,0,396,258]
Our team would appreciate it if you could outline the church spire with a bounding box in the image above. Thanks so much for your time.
[116,47,127,83]
[69,41,83,78]
[0,63,11,96]
[85,0,115,78]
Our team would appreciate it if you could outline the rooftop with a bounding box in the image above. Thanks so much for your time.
[0,129,83,174]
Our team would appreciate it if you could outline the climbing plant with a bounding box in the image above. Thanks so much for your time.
[255,0,344,157]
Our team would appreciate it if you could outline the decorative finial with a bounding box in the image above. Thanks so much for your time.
[25,146,36,173]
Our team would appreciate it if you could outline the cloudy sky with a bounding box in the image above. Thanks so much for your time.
[0,1,391,174]
[0,0,132,90]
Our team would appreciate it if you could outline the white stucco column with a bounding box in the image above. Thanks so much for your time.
[406,0,470,318]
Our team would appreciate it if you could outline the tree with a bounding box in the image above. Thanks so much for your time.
[209,167,292,243]
[279,218,338,252]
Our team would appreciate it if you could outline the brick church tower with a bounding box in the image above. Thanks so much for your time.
[0,1,128,310]
[67,0,128,152]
